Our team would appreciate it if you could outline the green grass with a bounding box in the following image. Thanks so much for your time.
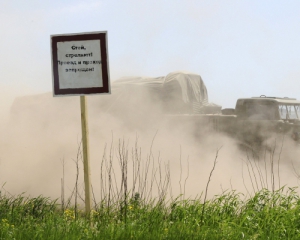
[1,187,300,239]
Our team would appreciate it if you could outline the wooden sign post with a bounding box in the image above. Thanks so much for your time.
[51,31,110,215]
[80,95,92,214]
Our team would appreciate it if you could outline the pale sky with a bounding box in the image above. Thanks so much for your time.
[1,0,300,108]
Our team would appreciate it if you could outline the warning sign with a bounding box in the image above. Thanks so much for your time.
[51,31,110,96]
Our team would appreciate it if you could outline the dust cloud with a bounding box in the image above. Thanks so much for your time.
[0,82,300,203]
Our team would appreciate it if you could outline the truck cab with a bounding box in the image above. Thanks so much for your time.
[233,96,300,145]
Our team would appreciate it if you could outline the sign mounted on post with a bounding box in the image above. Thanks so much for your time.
[51,31,110,96]
[51,31,110,216]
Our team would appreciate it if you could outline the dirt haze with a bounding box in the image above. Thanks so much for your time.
[1,84,300,203]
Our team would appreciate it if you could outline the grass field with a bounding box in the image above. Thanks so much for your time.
[1,187,300,239]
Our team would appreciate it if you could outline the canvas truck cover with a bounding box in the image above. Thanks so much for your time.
[112,71,221,114]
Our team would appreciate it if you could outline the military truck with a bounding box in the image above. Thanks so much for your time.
[169,95,300,148]
[10,71,300,150]
[224,96,300,146]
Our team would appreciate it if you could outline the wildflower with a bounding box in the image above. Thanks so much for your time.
[2,219,8,223]
[129,205,133,210]
[91,210,99,216]
[1,219,10,228]
[64,208,75,220]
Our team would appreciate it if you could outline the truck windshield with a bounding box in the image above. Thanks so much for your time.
[246,102,277,120]
[278,104,300,120]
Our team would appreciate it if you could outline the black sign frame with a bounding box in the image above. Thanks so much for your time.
[51,31,110,96]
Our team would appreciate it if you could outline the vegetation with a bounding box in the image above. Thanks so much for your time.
[1,187,300,239]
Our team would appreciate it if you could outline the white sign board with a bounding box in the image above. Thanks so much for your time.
[51,31,110,96]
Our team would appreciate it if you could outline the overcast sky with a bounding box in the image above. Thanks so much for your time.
[1,0,300,108]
